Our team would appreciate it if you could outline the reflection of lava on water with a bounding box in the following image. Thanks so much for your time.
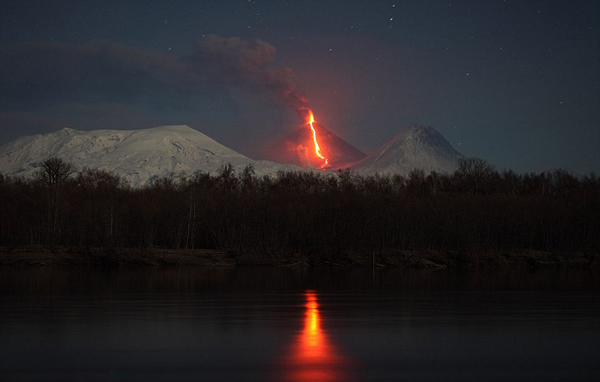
[281,291,348,382]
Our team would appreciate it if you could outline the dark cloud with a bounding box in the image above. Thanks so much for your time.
[0,103,151,143]
[0,36,311,119]
[0,41,186,105]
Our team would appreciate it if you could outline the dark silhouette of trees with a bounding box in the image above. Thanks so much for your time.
[34,157,76,243]
[0,159,598,258]
[455,157,498,195]
[36,157,75,187]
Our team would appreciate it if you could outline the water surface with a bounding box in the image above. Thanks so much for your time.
[1,267,599,381]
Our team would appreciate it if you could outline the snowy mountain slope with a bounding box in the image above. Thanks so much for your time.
[350,124,465,176]
[0,125,301,186]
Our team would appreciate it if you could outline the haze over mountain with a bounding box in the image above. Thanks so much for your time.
[350,124,465,176]
[0,125,300,186]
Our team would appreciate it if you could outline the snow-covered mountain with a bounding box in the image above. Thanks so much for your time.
[0,125,300,186]
[350,124,465,176]
[0,123,467,185]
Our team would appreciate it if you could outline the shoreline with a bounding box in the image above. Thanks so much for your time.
[0,246,598,269]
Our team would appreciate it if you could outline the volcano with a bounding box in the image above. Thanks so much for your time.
[350,123,465,175]
[265,123,366,169]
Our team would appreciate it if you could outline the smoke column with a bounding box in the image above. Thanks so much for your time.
[0,35,313,121]
[188,35,311,119]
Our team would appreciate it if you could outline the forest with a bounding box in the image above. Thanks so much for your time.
[0,158,598,261]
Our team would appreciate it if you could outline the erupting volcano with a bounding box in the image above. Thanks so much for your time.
[307,111,329,169]
[265,112,366,169]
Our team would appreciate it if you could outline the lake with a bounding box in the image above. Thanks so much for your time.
[1,267,599,381]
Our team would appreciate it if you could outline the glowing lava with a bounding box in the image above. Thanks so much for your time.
[307,111,329,168]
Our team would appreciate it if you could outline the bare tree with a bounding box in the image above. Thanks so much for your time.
[455,157,497,195]
[36,157,75,187]
[36,157,75,242]
[1,161,598,255]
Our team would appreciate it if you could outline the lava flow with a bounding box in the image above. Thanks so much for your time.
[307,111,329,169]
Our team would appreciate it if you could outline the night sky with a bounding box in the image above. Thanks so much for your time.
[1,0,598,173]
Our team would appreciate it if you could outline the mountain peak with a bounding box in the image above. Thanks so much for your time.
[350,124,464,176]
[147,124,196,132]
[395,123,447,143]
[58,127,78,135]
[406,123,431,132]
[264,124,366,168]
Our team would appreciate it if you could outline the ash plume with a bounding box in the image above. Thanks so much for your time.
[187,35,311,119]
[0,35,312,124]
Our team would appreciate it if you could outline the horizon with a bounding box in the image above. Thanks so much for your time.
[1,1,598,174]
[1,122,594,177]
[2,3,599,380]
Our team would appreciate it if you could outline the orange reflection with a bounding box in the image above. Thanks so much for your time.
[282,291,348,382]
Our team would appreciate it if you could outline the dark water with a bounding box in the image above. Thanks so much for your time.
[1,267,599,382]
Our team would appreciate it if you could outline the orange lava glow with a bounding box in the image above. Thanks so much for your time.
[281,291,348,382]
[307,111,329,169]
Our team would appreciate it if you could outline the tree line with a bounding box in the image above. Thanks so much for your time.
[0,158,598,257]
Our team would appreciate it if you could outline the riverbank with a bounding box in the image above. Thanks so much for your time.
[0,246,598,269]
